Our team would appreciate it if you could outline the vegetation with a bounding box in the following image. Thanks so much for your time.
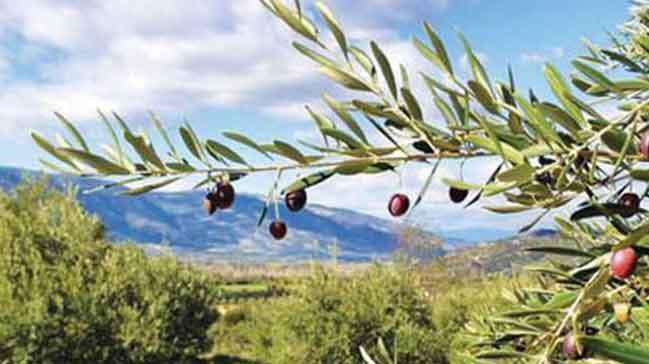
[26,0,649,362]
[212,264,517,364]
[0,179,219,363]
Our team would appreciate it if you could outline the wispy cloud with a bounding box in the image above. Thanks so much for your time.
[520,47,564,64]
[0,0,457,135]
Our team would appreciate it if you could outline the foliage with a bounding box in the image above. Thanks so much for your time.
[29,0,649,362]
[0,178,219,363]
[214,265,447,364]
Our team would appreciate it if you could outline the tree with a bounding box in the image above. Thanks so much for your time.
[30,0,649,362]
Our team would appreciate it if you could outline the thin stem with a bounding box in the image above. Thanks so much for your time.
[81,151,494,179]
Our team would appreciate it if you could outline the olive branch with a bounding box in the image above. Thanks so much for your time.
[30,1,649,362]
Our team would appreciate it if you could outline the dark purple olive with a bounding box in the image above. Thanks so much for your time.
[449,187,469,204]
[285,189,307,212]
[215,183,235,209]
[388,194,410,217]
[203,192,218,216]
[619,193,640,218]
[269,220,287,240]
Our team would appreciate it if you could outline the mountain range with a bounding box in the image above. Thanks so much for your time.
[0,166,552,262]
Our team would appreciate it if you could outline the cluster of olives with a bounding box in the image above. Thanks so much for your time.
[269,189,308,240]
[387,187,468,218]
[560,247,639,360]
[203,183,308,241]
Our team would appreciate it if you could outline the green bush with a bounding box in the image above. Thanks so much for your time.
[217,265,447,364]
[0,179,219,363]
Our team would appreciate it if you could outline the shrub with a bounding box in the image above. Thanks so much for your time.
[217,264,447,364]
[0,178,219,363]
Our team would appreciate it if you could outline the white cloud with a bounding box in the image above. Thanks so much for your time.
[0,0,459,135]
[521,47,565,64]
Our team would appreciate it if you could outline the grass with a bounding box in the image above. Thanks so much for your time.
[218,283,269,293]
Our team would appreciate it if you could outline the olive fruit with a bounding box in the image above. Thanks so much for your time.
[388,194,410,217]
[285,189,307,212]
[270,220,287,240]
[449,187,469,204]
[619,193,641,218]
[535,172,554,186]
[562,333,584,360]
[610,247,638,280]
[203,192,218,216]
[215,183,235,209]
[538,156,555,166]
[641,132,649,159]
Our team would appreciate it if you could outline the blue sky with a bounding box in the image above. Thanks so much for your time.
[0,1,631,231]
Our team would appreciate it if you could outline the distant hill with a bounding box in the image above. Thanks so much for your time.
[0,166,411,262]
[0,166,558,262]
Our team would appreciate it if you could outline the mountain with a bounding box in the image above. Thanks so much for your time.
[437,228,516,248]
[0,166,413,262]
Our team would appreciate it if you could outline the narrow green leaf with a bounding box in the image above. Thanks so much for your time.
[401,87,423,120]
[58,148,131,175]
[125,130,166,170]
[54,112,89,152]
[315,1,347,60]
[371,41,397,99]
[256,203,269,227]
[323,94,368,143]
[305,105,335,143]
[423,22,452,74]
[436,98,459,129]
[223,131,273,161]
[335,161,393,175]
[39,159,75,174]
[281,169,335,194]
[519,209,550,233]
[442,178,481,191]
[149,111,180,161]
[543,64,586,127]
[582,336,649,364]
[497,164,535,183]
[122,177,182,196]
[273,140,308,163]
[410,159,441,215]
[98,110,127,165]
[269,0,319,43]
[459,33,493,96]
[412,37,447,74]
[31,131,80,171]
[321,128,365,149]
[468,80,498,113]
[513,93,561,144]
[466,135,526,165]
[631,168,649,181]
[484,205,532,214]
[205,140,248,165]
[293,41,338,69]
[573,60,618,92]
[349,46,375,77]
[292,43,369,92]
[537,102,581,136]
[318,65,373,91]
[180,126,206,163]
[525,246,594,258]
[112,112,133,135]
